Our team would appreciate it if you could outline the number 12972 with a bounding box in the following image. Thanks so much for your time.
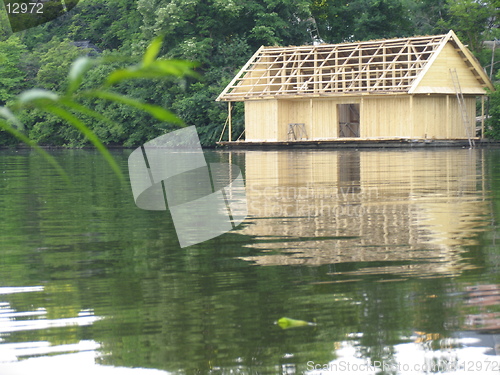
[5,3,44,13]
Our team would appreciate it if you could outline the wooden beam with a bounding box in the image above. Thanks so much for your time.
[481,95,485,139]
[218,33,455,100]
[446,94,450,138]
[228,102,232,142]
[216,46,264,101]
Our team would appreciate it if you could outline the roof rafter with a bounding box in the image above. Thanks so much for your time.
[216,31,493,102]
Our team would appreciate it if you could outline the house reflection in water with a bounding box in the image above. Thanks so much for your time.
[237,149,489,277]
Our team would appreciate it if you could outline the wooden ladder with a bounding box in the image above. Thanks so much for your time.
[450,68,474,148]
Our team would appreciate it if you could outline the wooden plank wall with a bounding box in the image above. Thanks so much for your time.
[244,94,477,141]
[245,100,278,141]
[311,100,337,139]
[361,96,411,138]
[278,100,311,140]
[412,95,476,138]
[413,43,486,95]
[413,96,448,138]
[275,98,364,141]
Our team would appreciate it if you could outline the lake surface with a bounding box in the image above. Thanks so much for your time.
[1,147,500,375]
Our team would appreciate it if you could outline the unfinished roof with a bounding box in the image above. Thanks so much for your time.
[217,30,493,101]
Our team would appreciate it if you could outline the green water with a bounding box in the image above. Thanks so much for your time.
[1,148,500,375]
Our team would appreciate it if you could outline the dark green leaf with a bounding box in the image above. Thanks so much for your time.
[59,98,121,128]
[88,90,184,125]
[43,105,125,182]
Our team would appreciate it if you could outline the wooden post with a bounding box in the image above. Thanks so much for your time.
[309,98,313,139]
[228,102,232,142]
[481,95,485,139]
[409,95,414,137]
[314,49,318,93]
[446,95,450,138]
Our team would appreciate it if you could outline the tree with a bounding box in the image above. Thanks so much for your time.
[0,36,27,105]
[35,38,88,91]
[350,0,414,40]
[402,0,448,35]
[486,70,500,139]
[137,0,313,53]
[439,0,494,53]
[311,0,415,43]
[63,0,143,51]
[134,0,314,145]
[0,37,197,178]
[0,6,12,41]
[3,0,498,147]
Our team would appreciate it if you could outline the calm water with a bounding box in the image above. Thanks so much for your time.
[0,147,500,375]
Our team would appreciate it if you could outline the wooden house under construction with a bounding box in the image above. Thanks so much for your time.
[216,30,494,146]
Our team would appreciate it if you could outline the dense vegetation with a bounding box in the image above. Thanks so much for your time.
[0,0,500,146]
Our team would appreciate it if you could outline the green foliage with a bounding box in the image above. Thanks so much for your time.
[17,0,141,51]
[1,0,498,148]
[311,0,414,43]
[138,0,313,56]
[405,0,449,35]
[0,36,27,105]
[475,46,500,81]
[438,0,497,53]
[351,0,414,41]
[65,0,142,51]
[35,39,85,91]
[0,4,12,41]
[486,85,500,140]
[0,37,196,180]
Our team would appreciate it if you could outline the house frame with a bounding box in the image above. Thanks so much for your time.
[216,31,494,145]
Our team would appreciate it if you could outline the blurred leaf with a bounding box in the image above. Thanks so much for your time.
[18,89,59,105]
[0,106,24,131]
[88,90,184,125]
[60,98,121,128]
[153,59,199,77]
[43,105,124,182]
[67,57,94,95]
[107,60,199,85]
[143,36,163,67]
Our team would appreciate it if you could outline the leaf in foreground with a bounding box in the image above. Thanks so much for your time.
[43,105,124,182]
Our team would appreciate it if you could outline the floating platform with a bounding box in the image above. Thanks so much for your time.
[217,138,500,150]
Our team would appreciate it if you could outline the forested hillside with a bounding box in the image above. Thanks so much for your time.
[0,0,499,146]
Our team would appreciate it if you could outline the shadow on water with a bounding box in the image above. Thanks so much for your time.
[0,148,500,374]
